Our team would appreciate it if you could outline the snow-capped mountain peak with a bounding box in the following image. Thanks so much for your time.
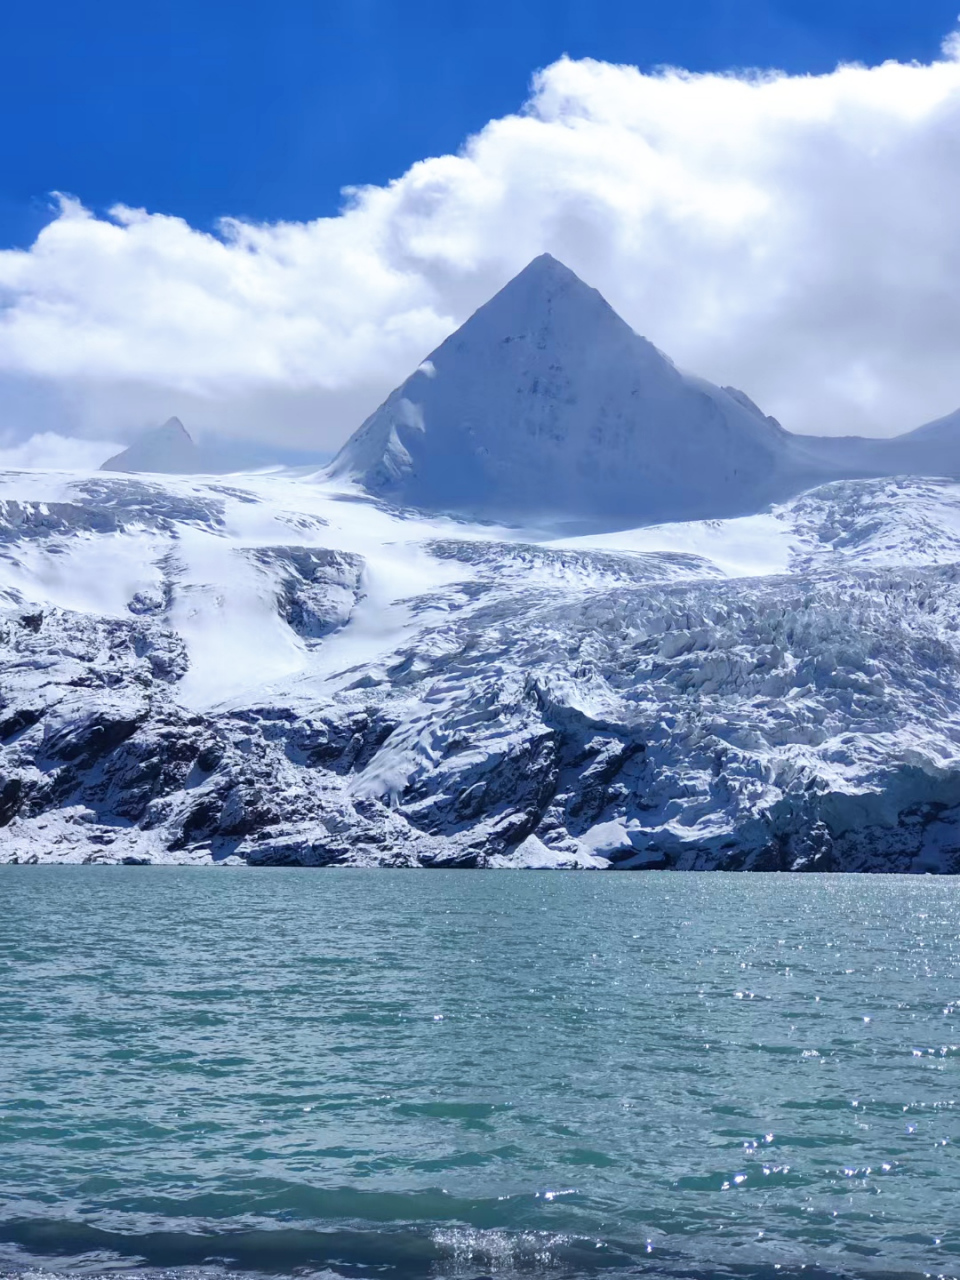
[329,255,832,525]
[102,417,200,474]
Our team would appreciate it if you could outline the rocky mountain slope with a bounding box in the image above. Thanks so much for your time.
[3,466,960,870]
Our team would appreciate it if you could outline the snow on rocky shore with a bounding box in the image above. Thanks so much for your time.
[3,467,960,870]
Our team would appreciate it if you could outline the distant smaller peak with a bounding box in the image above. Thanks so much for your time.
[100,416,199,473]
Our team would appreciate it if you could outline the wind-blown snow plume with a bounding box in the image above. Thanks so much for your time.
[2,34,960,445]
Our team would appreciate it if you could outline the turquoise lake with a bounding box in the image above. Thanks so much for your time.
[2,868,960,1280]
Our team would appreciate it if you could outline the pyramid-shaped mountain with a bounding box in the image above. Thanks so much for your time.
[102,419,334,475]
[102,418,201,474]
[329,255,835,524]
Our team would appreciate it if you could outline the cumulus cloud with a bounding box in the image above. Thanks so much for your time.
[0,432,118,471]
[3,35,960,446]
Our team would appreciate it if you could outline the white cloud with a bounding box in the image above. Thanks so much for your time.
[0,431,118,471]
[2,35,960,446]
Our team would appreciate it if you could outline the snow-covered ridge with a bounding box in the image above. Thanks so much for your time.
[3,467,960,871]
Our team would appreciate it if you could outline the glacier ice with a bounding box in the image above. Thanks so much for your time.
[2,469,960,870]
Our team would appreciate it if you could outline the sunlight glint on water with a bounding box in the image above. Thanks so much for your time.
[2,868,959,1280]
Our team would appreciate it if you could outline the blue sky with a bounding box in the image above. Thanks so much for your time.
[1,0,959,247]
[2,0,960,453]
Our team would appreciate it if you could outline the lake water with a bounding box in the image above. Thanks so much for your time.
[2,869,960,1280]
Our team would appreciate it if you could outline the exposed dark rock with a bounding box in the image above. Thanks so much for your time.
[4,473,960,870]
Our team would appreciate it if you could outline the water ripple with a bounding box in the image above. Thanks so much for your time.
[3,869,960,1280]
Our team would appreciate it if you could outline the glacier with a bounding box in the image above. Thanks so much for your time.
[3,468,960,869]
[5,254,960,869]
